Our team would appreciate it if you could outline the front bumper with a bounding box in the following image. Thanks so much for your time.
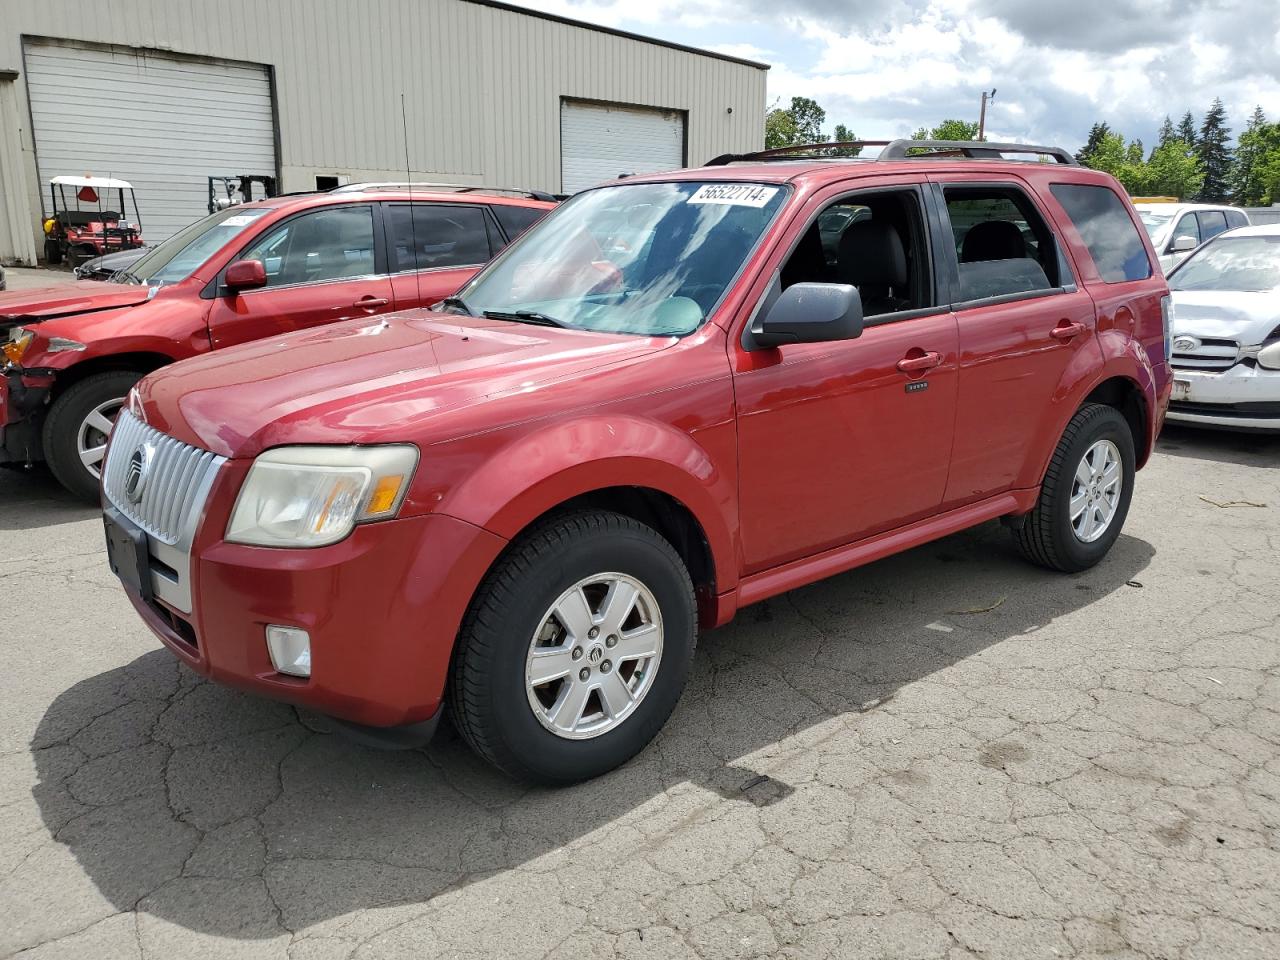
[124,504,509,729]
[1167,364,1280,431]
[0,368,51,463]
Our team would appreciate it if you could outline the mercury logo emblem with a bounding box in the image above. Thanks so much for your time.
[588,646,604,664]
[124,444,153,504]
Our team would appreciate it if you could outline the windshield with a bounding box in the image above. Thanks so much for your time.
[1169,235,1280,292]
[1137,210,1173,238]
[121,206,273,286]
[454,181,789,336]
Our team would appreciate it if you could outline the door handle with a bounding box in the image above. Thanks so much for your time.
[897,351,942,373]
[355,297,389,310]
[1050,320,1086,340]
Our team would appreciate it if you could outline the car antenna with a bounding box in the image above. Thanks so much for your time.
[400,92,423,306]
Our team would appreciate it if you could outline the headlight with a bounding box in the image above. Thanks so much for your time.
[1258,340,1280,371]
[226,445,419,548]
[3,327,34,365]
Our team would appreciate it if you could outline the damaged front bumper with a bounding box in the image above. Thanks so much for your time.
[0,365,53,464]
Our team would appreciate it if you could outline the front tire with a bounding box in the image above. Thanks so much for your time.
[1013,403,1135,573]
[43,370,143,502]
[449,510,697,784]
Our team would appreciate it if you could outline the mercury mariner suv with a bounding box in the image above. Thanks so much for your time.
[101,140,1172,784]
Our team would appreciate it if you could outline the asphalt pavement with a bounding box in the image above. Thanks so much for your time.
[0,423,1277,960]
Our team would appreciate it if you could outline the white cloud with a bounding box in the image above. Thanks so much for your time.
[514,0,1280,149]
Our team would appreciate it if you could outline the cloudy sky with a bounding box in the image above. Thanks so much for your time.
[517,0,1280,152]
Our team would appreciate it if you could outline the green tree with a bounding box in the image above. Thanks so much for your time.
[1230,106,1271,205]
[1156,116,1177,149]
[830,123,862,157]
[1177,111,1198,148]
[763,96,827,149]
[1237,120,1280,205]
[1076,123,1112,164]
[1140,140,1205,199]
[928,119,981,141]
[1195,98,1233,201]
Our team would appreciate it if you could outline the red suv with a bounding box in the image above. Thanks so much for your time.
[101,141,1172,783]
[1,185,555,499]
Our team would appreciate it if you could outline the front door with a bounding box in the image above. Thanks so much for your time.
[733,182,959,574]
[207,204,395,350]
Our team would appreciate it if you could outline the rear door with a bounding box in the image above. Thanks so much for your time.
[207,203,395,350]
[383,202,497,309]
[928,175,1099,507]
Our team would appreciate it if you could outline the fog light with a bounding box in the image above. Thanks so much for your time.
[265,625,311,677]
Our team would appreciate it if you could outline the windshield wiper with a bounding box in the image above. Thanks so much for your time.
[112,270,144,285]
[483,309,574,329]
[439,296,476,316]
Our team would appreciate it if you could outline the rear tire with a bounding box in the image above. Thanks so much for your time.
[449,510,697,784]
[43,370,143,502]
[1013,403,1135,573]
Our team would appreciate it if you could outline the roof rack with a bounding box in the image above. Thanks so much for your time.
[330,181,558,202]
[705,139,1076,167]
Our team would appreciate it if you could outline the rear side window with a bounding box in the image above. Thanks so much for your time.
[386,204,491,272]
[1225,209,1249,229]
[491,204,548,242]
[1049,184,1152,283]
[1197,210,1229,241]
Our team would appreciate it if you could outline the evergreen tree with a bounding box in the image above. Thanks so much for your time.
[1156,116,1176,150]
[1230,106,1269,205]
[1195,98,1233,202]
[1076,122,1112,164]
[1177,111,1198,148]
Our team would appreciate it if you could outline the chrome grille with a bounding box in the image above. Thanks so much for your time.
[1170,336,1239,372]
[103,410,225,545]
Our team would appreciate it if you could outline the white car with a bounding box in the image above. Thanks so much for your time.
[1166,224,1280,431]
[1134,202,1250,273]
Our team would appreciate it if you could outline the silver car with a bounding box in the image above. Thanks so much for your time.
[1166,224,1280,431]
[1135,202,1250,273]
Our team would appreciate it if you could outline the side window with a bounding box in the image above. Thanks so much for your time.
[386,204,491,272]
[943,187,1060,302]
[1049,184,1153,283]
[778,189,929,318]
[1197,210,1229,241]
[1225,209,1249,229]
[239,206,375,287]
[1171,213,1201,249]
[491,204,548,243]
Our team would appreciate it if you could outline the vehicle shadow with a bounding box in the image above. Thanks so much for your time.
[28,522,1154,941]
[0,467,98,531]
[1156,424,1280,468]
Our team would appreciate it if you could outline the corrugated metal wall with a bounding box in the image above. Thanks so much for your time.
[0,0,767,263]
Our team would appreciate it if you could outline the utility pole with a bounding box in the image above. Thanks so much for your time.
[978,88,997,141]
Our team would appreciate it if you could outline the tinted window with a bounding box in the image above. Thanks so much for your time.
[945,188,1059,301]
[1050,184,1152,282]
[1225,209,1250,229]
[1171,213,1200,248]
[239,206,375,287]
[491,204,548,242]
[1197,210,1229,241]
[386,204,491,272]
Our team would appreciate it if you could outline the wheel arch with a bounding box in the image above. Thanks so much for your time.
[1083,375,1150,467]
[49,351,174,399]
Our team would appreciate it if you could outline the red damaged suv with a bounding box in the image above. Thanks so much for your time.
[101,141,1172,783]
[1,185,555,499]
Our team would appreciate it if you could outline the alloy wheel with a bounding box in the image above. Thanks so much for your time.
[1070,438,1122,543]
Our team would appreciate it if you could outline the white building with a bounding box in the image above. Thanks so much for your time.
[0,0,767,264]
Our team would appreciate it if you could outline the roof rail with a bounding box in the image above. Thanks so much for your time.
[705,139,1076,167]
[879,140,1077,164]
[705,141,889,165]
[330,181,558,202]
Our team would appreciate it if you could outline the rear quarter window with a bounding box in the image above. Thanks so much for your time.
[1049,184,1152,283]
[492,204,548,241]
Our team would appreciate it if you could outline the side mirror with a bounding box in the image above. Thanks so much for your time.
[1171,235,1198,253]
[750,282,864,349]
[224,259,267,292]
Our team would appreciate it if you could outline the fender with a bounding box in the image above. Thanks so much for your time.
[433,413,740,593]
[1020,330,1157,491]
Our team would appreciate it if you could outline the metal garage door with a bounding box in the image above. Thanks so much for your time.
[560,101,685,194]
[24,40,276,243]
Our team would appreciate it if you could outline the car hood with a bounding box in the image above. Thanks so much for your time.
[137,311,675,458]
[0,281,151,323]
[1169,290,1280,344]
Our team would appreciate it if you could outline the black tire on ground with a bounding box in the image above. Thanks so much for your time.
[44,237,63,265]
[449,509,698,784]
[1012,402,1136,573]
[43,370,144,502]
[71,246,98,269]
